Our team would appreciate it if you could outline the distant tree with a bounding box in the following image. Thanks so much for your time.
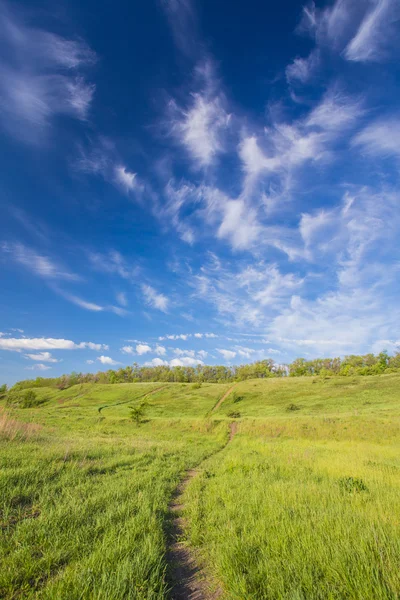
[0,383,7,395]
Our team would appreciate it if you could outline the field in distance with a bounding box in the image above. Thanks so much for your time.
[1,374,400,599]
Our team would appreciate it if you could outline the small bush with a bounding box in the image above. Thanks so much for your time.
[227,410,241,418]
[6,390,45,408]
[128,401,147,426]
[232,392,244,403]
[286,403,301,412]
[192,382,202,389]
[339,476,368,493]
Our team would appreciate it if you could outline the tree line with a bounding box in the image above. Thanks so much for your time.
[4,351,400,392]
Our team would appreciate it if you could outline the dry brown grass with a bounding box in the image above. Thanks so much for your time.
[0,408,42,441]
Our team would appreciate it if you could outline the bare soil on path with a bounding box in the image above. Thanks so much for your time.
[166,422,237,600]
[210,384,238,414]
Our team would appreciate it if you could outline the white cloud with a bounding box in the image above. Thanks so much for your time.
[305,90,362,132]
[116,292,128,307]
[86,359,94,364]
[160,0,198,58]
[286,50,320,84]
[121,346,134,354]
[158,334,191,340]
[136,344,152,355]
[144,357,169,367]
[169,61,230,168]
[155,345,167,356]
[59,291,104,312]
[26,363,51,371]
[143,356,204,367]
[24,352,59,363]
[97,356,120,366]
[114,166,137,194]
[345,0,397,62]
[194,333,203,338]
[89,250,139,281]
[352,118,400,158]
[169,356,204,367]
[217,349,237,360]
[0,3,95,143]
[2,243,79,281]
[141,284,169,312]
[0,337,107,352]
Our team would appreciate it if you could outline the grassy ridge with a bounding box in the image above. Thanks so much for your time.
[1,375,400,598]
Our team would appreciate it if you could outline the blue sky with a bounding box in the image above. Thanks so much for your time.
[1,0,400,384]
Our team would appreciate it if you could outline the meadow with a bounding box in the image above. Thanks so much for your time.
[1,375,399,598]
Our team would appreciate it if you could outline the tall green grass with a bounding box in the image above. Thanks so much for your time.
[0,386,227,599]
[1,374,400,598]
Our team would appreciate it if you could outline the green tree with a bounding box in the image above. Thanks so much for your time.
[129,402,147,426]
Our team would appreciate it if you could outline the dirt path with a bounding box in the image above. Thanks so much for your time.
[166,422,237,600]
[97,384,169,414]
[210,384,238,414]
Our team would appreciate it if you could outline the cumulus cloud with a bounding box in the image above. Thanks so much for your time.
[144,357,169,367]
[169,356,204,366]
[121,346,134,354]
[155,345,167,356]
[0,337,107,351]
[24,352,59,363]
[143,356,204,367]
[217,349,237,360]
[26,363,51,371]
[136,344,152,355]
[97,355,120,365]
[142,284,169,312]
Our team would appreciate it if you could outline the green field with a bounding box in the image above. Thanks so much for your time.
[1,375,400,599]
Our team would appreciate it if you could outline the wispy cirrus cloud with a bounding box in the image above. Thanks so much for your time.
[88,250,140,280]
[141,284,169,312]
[168,62,231,168]
[0,0,95,144]
[2,242,80,281]
[352,117,400,159]
[345,0,399,62]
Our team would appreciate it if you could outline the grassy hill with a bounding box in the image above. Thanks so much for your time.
[1,374,400,598]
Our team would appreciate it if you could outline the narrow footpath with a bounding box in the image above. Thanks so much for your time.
[166,421,237,600]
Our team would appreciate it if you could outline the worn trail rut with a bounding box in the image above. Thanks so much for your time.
[97,385,169,414]
[166,421,237,600]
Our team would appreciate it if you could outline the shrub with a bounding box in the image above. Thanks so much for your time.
[232,392,244,403]
[227,410,241,418]
[128,402,147,426]
[192,382,202,389]
[339,476,368,493]
[21,390,40,408]
[286,403,301,412]
[6,390,45,408]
